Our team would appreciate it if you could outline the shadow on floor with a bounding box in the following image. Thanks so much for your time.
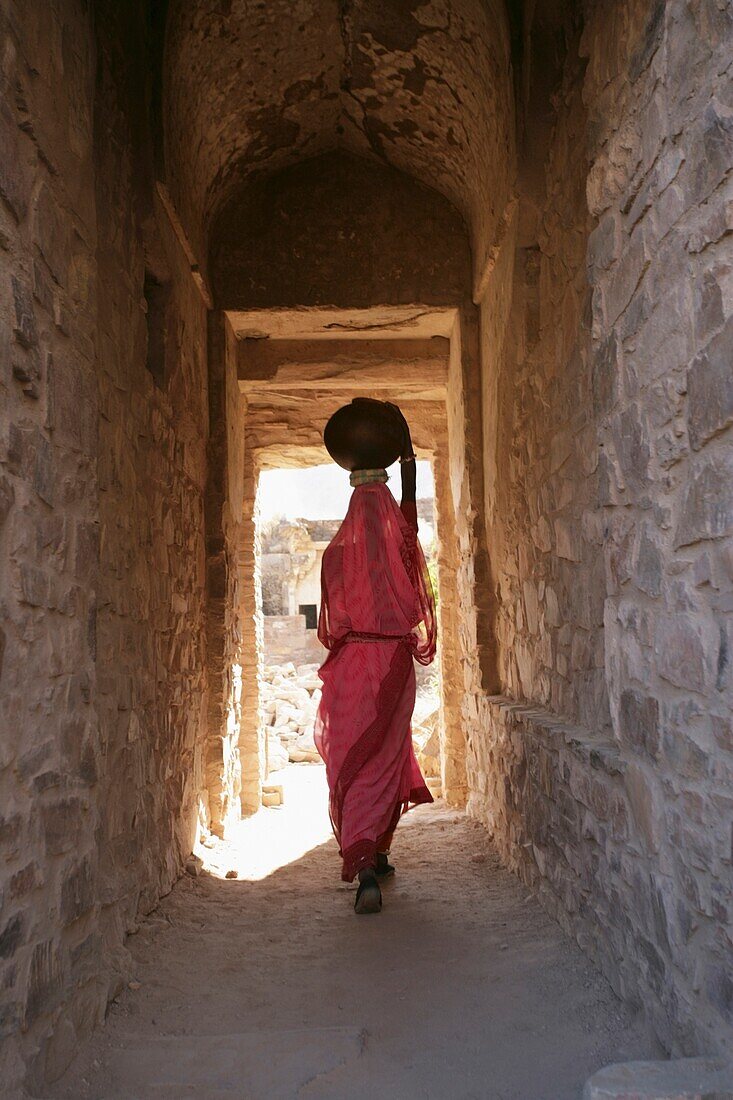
[48,786,661,1100]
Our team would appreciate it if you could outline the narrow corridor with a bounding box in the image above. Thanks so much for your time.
[50,769,659,1100]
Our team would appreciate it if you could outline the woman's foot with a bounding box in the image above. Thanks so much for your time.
[375,852,395,878]
[354,868,382,914]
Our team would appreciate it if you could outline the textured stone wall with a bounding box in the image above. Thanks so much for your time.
[484,8,606,733]
[586,0,733,1052]
[94,0,209,961]
[204,314,247,832]
[0,3,101,1088]
[470,0,733,1056]
[0,2,210,1088]
[238,435,264,815]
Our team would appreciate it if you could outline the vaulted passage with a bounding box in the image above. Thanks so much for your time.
[1,1,732,1094]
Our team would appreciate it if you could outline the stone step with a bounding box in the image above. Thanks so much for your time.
[584,1057,733,1100]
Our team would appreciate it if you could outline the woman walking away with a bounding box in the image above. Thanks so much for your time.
[314,398,437,914]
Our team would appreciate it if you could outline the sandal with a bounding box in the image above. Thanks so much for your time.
[375,852,395,878]
[354,870,382,914]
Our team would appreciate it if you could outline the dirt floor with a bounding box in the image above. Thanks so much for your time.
[49,765,661,1100]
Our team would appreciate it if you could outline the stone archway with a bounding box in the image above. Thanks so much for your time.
[205,303,485,825]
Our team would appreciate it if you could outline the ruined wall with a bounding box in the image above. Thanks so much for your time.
[484,7,606,733]
[0,3,101,1088]
[586,0,733,1051]
[94,0,209,958]
[471,0,733,1056]
[0,2,210,1088]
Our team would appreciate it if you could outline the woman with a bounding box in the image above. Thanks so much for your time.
[314,398,437,914]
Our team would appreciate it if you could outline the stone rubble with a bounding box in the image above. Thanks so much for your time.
[262,663,323,768]
[262,662,443,778]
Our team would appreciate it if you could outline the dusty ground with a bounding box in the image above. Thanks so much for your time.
[49,766,660,1100]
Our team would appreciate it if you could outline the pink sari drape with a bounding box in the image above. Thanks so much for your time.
[314,482,437,881]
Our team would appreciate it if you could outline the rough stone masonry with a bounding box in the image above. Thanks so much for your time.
[0,0,731,1092]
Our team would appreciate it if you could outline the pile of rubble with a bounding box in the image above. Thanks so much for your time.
[263,662,442,783]
[411,682,440,780]
[262,662,323,770]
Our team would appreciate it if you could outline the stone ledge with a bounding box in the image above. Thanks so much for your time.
[485,695,626,778]
[583,1057,733,1100]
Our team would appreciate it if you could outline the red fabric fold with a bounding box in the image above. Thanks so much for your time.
[314,483,437,881]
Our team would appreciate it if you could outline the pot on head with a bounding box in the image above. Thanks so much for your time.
[324,398,404,472]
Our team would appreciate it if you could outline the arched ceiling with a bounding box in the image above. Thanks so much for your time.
[164,0,515,285]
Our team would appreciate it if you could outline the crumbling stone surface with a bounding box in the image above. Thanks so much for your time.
[165,0,514,291]
[1,0,209,1088]
[471,0,733,1058]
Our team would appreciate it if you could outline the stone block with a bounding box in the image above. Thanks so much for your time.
[24,939,64,1025]
[675,453,733,548]
[0,100,32,222]
[44,1014,77,1084]
[633,530,662,602]
[656,613,710,694]
[688,195,733,254]
[61,856,95,925]
[618,689,660,760]
[554,518,582,562]
[604,224,652,327]
[588,214,620,282]
[32,182,71,288]
[11,275,37,349]
[0,475,14,530]
[584,1056,733,1099]
[19,563,50,607]
[610,403,651,486]
[592,332,621,417]
[69,931,102,986]
[41,797,84,855]
[10,861,42,899]
[625,763,662,855]
[32,430,54,504]
[700,99,733,200]
[0,914,25,959]
[687,318,733,451]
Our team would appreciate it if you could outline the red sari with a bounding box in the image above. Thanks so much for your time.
[314,481,437,882]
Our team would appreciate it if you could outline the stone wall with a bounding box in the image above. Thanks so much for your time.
[263,616,324,668]
[0,2,210,1088]
[587,0,733,1051]
[94,0,209,970]
[205,314,247,831]
[0,2,101,1087]
[470,0,733,1056]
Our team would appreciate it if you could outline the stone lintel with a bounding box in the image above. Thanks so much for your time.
[237,337,449,395]
[225,305,457,341]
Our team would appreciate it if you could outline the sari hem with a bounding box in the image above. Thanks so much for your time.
[341,783,434,882]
